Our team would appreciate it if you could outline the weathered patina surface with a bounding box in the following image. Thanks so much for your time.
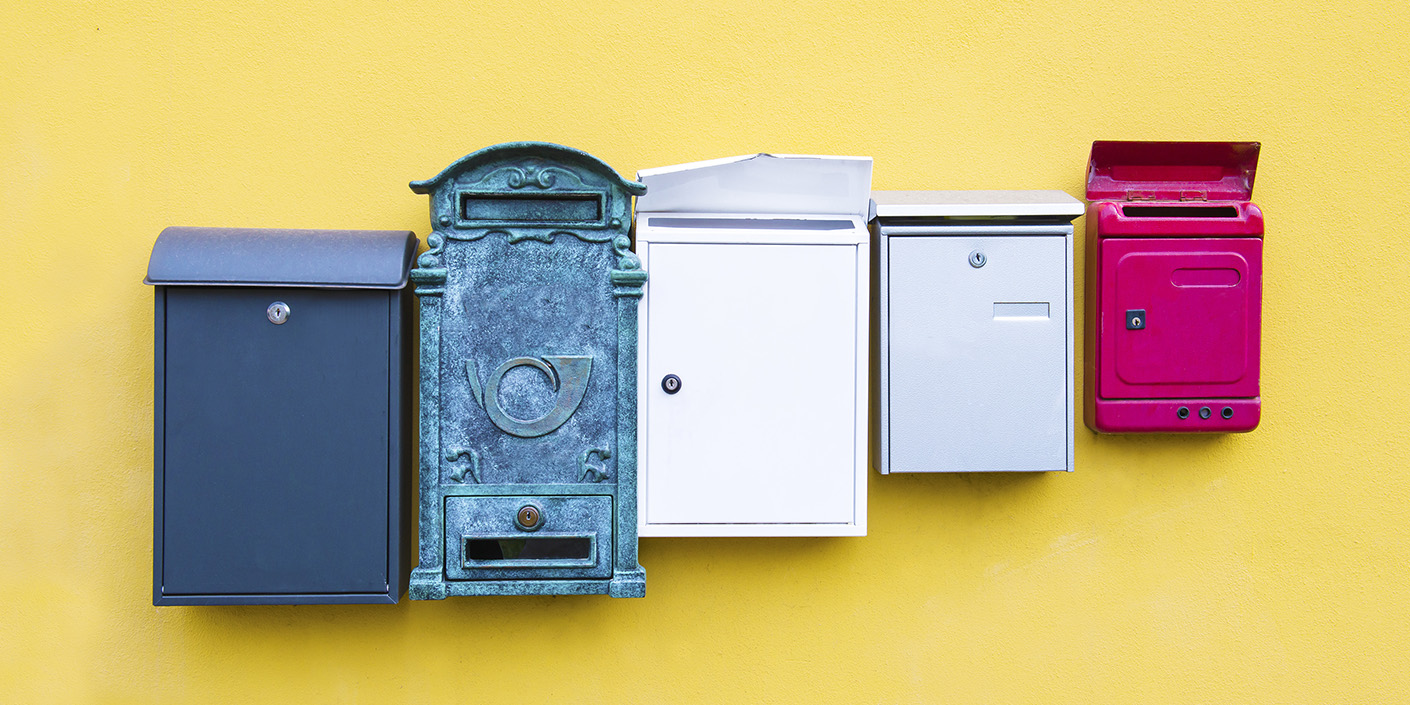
[408,142,646,598]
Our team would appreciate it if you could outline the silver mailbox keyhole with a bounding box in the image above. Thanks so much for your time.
[969,250,987,268]
[267,301,291,325]
[661,374,682,394]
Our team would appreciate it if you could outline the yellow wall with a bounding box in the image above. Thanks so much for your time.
[3,1,1408,701]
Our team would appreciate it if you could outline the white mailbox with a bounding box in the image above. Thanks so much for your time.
[872,191,1082,473]
[636,154,872,537]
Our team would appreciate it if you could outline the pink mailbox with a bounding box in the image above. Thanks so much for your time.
[1084,141,1263,433]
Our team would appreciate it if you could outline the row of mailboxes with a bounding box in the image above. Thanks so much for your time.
[146,141,1262,602]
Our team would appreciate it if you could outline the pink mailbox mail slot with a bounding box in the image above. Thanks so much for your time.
[1084,141,1263,433]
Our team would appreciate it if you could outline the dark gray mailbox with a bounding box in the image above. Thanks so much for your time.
[407,142,646,599]
[146,227,417,605]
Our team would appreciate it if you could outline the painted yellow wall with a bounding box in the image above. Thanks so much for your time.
[3,0,1408,701]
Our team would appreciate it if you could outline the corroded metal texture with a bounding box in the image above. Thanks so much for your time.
[408,142,646,598]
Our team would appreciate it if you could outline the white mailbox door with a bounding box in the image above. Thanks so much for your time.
[644,241,859,526]
[887,235,1067,471]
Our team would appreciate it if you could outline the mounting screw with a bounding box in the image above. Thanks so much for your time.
[969,250,986,268]
[266,301,290,325]
[662,374,682,395]
[439,215,451,226]
[1199,407,1212,419]
[1177,406,1190,419]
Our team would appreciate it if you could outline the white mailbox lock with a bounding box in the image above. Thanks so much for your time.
[636,154,873,537]
[873,191,1082,473]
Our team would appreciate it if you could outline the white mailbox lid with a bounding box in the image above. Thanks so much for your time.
[638,154,873,217]
[872,190,1083,219]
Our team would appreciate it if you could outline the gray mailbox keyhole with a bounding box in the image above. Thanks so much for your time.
[661,374,682,394]
[267,301,291,325]
[969,250,987,268]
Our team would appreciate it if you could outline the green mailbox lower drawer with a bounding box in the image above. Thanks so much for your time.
[444,496,613,581]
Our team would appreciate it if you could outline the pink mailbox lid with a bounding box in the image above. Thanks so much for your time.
[1087,141,1260,202]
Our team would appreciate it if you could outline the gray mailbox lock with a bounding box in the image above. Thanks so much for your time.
[969,250,987,268]
[267,301,291,325]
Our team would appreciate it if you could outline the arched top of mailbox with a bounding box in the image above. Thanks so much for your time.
[409,142,645,197]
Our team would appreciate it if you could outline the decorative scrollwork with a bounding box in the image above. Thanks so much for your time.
[445,447,480,484]
[612,235,642,271]
[507,230,560,245]
[579,447,611,482]
[418,231,445,266]
[481,165,584,191]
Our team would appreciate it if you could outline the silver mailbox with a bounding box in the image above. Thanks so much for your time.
[872,191,1082,473]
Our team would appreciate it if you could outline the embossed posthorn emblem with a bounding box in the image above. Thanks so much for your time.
[466,356,592,438]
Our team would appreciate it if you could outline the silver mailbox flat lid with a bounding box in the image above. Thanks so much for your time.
[871,190,1084,220]
[145,227,418,288]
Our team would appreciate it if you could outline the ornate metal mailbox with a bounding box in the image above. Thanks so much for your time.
[407,142,647,598]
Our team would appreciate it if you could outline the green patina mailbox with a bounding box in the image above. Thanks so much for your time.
[407,142,647,598]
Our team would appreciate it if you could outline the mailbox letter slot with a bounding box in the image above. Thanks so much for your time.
[464,536,595,565]
[460,192,603,223]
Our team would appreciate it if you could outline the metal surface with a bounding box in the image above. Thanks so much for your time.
[885,234,1069,473]
[148,227,416,605]
[408,142,646,598]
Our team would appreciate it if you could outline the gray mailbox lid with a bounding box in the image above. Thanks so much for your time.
[149,227,417,604]
[146,227,417,288]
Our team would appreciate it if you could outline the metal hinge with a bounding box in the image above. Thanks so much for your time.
[1179,190,1207,201]
[1125,190,1159,201]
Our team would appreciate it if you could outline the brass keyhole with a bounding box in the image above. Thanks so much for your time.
[516,505,542,530]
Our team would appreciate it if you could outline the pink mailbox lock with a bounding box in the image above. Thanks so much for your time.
[1084,141,1263,433]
